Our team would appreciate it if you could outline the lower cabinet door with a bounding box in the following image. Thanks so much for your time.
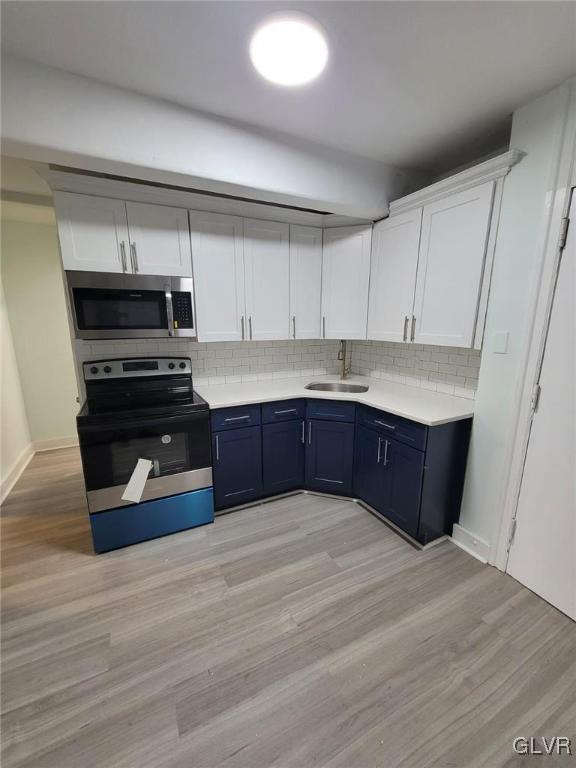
[381,437,424,538]
[262,420,305,495]
[354,424,385,510]
[305,419,354,495]
[212,426,263,509]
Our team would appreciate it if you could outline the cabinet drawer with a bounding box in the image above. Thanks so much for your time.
[306,399,356,423]
[211,405,261,432]
[357,406,427,451]
[262,399,306,424]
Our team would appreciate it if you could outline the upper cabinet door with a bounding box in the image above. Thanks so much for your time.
[125,202,192,277]
[321,225,372,340]
[54,192,129,273]
[289,225,322,339]
[189,211,245,342]
[367,210,422,343]
[413,182,494,347]
[244,219,290,340]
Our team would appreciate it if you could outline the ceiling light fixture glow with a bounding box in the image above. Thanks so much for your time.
[250,13,328,87]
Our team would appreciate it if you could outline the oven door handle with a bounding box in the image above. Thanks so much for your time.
[165,284,175,337]
[78,411,208,433]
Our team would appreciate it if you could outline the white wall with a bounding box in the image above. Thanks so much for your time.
[1,55,424,220]
[0,278,32,500]
[1,206,78,451]
[456,80,575,561]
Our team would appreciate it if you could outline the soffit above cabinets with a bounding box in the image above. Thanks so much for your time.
[389,150,524,217]
[36,165,373,228]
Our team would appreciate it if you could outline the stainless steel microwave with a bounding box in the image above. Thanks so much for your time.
[66,271,196,340]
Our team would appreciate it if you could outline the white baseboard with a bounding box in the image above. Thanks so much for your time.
[451,523,492,564]
[0,442,35,505]
[34,436,79,452]
[1,437,79,505]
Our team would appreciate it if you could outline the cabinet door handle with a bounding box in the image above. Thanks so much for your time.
[224,415,250,422]
[301,420,305,444]
[292,315,296,339]
[403,315,409,342]
[274,408,297,415]
[410,315,416,342]
[241,316,245,340]
[377,436,383,464]
[308,421,312,445]
[383,439,389,467]
[215,434,220,462]
[375,419,396,431]
[249,316,253,340]
[322,316,326,338]
[120,241,127,272]
[130,242,139,273]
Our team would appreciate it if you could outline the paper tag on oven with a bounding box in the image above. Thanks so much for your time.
[121,458,153,504]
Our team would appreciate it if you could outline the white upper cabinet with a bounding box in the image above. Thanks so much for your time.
[55,192,191,277]
[125,202,192,277]
[321,225,372,340]
[413,181,494,347]
[244,219,290,340]
[289,225,322,339]
[54,192,129,273]
[189,211,246,343]
[367,210,422,343]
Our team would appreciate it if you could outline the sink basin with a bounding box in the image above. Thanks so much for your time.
[305,382,369,393]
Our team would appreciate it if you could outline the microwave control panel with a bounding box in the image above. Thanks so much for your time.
[172,292,194,330]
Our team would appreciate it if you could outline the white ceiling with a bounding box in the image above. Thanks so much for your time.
[2,2,575,173]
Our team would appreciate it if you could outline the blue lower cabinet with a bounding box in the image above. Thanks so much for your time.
[354,424,386,510]
[379,437,424,539]
[212,425,263,509]
[89,487,214,553]
[305,419,355,496]
[262,420,305,496]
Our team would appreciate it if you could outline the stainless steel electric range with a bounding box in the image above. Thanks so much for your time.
[76,357,214,553]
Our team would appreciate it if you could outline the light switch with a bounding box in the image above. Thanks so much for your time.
[493,331,509,354]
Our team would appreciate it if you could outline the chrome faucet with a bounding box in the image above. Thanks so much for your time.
[338,340,352,380]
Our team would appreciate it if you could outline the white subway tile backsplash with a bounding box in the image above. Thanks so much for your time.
[74,337,481,399]
[351,340,481,398]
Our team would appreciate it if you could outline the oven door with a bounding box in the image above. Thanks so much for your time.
[67,271,171,339]
[78,410,212,513]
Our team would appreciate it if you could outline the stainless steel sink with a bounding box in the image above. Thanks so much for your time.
[305,382,369,393]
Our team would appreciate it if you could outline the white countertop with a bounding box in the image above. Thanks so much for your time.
[195,375,474,427]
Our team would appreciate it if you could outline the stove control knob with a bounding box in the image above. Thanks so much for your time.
[90,366,99,375]
[168,362,175,369]
[179,362,186,369]
[104,365,112,374]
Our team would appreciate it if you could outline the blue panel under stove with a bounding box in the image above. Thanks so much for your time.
[89,487,214,553]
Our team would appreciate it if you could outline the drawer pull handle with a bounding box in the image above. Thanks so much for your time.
[274,408,297,415]
[316,412,345,418]
[224,415,251,422]
[375,420,396,430]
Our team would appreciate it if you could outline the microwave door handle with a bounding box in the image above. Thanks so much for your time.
[165,286,174,337]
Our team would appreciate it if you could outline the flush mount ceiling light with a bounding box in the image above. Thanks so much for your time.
[249,13,329,86]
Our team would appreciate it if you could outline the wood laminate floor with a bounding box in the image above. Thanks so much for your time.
[1,447,575,768]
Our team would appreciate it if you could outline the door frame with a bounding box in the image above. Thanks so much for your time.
[494,114,576,572]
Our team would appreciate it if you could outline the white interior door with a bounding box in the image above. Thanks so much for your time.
[244,219,290,340]
[507,193,576,621]
[54,192,129,273]
[289,225,322,339]
[126,202,192,277]
[189,211,245,342]
[413,182,494,347]
[321,225,372,340]
[367,210,422,342]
